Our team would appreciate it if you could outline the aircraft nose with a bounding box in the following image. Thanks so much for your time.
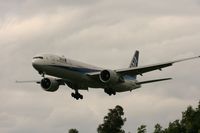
[32,58,43,71]
[32,56,44,68]
[32,59,39,69]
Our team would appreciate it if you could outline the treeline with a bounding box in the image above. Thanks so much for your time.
[150,100,200,133]
[68,100,200,133]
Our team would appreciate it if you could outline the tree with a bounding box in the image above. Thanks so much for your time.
[181,102,200,133]
[164,120,183,133]
[154,124,163,133]
[97,105,126,133]
[137,125,147,133]
[157,100,200,133]
[68,128,79,133]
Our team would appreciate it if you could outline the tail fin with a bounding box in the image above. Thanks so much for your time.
[129,50,139,68]
[125,51,139,80]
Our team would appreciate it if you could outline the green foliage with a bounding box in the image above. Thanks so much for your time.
[68,128,79,133]
[97,105,126,133]
[164,120,183,133]
[69,100,200,133]
[154,124,163,133]
[163,101,200,133]
[137,125,147,133]
[181,103,200,133]
[137,100,200,133]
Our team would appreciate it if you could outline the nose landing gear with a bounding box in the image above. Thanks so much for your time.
[39,71,45,77]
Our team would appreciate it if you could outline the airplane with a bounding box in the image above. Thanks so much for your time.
[17,51,200,100]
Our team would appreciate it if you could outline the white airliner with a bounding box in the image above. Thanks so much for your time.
[17,51,200,100]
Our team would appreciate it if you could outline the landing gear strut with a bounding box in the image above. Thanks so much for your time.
[71,90,83,100]
[39,71,45,77]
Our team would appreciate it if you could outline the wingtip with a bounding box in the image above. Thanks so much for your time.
[165,78,173,80]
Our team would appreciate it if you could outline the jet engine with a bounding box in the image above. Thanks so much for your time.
[99,70,120,84]
[40,78,59,92]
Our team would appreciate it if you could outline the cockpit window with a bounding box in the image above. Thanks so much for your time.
[59,57,67,63]
[33,56,44,59]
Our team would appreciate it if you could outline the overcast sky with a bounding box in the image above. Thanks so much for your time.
[0,0,200,132]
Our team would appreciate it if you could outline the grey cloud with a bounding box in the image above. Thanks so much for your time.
[0,0,97,18]
[0,0,200,133]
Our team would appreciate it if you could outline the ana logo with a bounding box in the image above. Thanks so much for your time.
[131,57,137,67]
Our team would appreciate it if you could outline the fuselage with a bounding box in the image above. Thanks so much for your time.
[25,51,200,100]
[32,54,140,92]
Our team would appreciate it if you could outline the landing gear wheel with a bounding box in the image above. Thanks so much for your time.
[75,96,79,100]
[79,94,83,99]
[71,91,83,100]
[71,93,75,98]
[104,88,116,96]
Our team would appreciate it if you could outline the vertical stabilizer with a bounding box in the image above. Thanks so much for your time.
[129,50,139,68]
[125,50,139,80]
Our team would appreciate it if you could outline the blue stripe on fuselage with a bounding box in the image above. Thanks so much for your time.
[123,75,136,80]
[48,65,101,74]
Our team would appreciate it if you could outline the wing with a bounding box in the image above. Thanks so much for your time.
[87,56,200,77]
[116,56,200,76]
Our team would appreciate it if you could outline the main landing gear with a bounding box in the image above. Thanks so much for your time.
[71,90,83,100]
[104,88,116,96]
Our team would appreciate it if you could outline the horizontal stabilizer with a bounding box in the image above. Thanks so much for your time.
[137,78,172,85]
[16,78,66,85]
[16,80,41,84]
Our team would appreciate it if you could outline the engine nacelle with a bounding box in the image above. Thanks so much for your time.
[99,70,120,84]
[40,78,59,92]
